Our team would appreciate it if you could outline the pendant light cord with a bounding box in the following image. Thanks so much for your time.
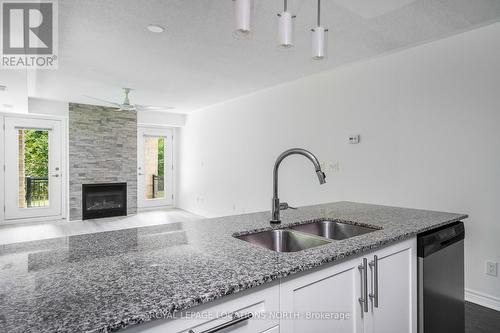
[317,0,321,26]
[284,0,288,12]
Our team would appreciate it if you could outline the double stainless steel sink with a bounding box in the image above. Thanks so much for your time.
[236,219,380,253]
[237,229,331,253]
[289,220,377,240]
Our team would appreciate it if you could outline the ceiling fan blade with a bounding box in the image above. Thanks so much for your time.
[135,104,175,111]
[83,95,121,107]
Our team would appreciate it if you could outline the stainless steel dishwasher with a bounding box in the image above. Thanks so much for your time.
[418,221,465,333]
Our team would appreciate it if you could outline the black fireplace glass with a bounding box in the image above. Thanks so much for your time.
[82,183,127,220]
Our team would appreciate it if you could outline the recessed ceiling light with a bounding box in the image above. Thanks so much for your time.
[147,24,165,33]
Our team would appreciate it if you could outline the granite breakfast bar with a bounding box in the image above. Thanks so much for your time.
[0,202,467,332]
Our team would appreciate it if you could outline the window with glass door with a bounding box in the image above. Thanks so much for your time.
[137,127,174,208]
[3,117,63,221]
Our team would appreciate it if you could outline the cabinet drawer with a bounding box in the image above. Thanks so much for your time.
[180,300,275,333]
[261,325,279,333]
[124,282,279,333]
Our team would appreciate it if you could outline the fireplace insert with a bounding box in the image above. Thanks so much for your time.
[82,183,127,220]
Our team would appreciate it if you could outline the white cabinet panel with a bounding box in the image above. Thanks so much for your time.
[280,258,364,333]
[369,238,417,333]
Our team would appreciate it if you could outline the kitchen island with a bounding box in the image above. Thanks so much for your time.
[0,202,467,332]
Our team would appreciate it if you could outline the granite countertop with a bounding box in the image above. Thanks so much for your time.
[0,202,467,333]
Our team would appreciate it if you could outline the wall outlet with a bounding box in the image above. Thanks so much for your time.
[486,261,498,277]
[329,162,340,173]
[349,135,360,144]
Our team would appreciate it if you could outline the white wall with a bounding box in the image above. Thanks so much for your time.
[178,23,500,306]
[0,70,28,113]
[137,111,186,127]
[28,97,69,117]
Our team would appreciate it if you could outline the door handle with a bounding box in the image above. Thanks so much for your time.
[369,255,379,308]
[51,174,60,178]
[138,173,144,176]
[358,258,368,313]
[188,313,253,333]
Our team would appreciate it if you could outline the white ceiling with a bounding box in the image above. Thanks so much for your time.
[8,0,500,113]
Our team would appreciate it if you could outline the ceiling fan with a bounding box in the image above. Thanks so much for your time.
[84,88,174,112]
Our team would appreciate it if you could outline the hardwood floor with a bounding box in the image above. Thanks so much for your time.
[466,301,500,333]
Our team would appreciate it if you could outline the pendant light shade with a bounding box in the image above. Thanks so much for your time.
[231,0,329,59]
[233,0,251,36]
[277,0,295,48]
[312,26,327,59]
[312,0,328,60]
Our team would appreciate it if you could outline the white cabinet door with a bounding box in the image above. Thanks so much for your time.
[368,238,417,333]
[280,257,364,333]
[280,238,416,333]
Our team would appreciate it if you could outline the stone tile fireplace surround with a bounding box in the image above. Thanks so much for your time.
[69,103,137,220]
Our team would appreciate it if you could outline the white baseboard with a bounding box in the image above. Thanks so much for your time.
[466,288,500,311]
[0,215,67,226]
[137,205,176,212]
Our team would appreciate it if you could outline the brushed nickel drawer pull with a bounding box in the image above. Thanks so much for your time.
[369,255,379,308]
[358,258,368,313]
[188,313,253,333]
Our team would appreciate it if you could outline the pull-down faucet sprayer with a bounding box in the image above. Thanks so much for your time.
[271,148,326,224]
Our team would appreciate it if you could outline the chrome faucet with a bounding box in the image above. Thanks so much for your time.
[271,148,326,224]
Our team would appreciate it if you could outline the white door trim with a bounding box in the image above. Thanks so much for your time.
[137,126,175,209]
[0,116,4,223]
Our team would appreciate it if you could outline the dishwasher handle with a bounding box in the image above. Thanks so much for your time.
[418,222,464,257]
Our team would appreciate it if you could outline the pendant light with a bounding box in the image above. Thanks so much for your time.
[277,0,296,48]
[311,0,328,60]
[233,0,252,37]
